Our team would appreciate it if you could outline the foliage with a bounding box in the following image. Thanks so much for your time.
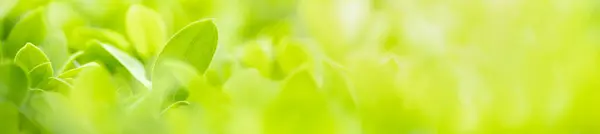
[1,0,600,134]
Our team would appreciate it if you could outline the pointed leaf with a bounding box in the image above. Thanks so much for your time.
[100,43,151,88]
[14,43,53,87]
[156,19,218,75]
[14,43,50,72]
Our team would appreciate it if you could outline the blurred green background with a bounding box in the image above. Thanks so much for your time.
[2,0,600,133]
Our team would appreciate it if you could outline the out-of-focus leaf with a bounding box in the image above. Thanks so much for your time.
[264,69,335,134]
[0,63,28,105]
[4,8,46,58]
[70,62,121,133]
[100,43,151,88]
[321,61,355,110]
[126,4,167,59]
[163,103,193,134]
[71,63,117,104]
[67,27,131,51]
[241,39,273,77]
[0,41,4,63]
[40,30,69,73]
[204,48,237,87]
[0,0,17,18]
[187,76,230,134]
[156,19,218,75]
[69,0,128,30]
[4,0,49,20]
[26,90,85,133]
[0,102,19,134]
[45,2,85,32]
[223,68,279,108]
[275,40,310,75]
[14,43,53,88]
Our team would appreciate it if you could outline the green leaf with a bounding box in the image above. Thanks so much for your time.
[28,62,53,88]
[241,40,273,77]
[41,30,69,74]
[14,43,53,88]
[126,4,167,59]
[4,7,47,58]
[57,51,83,74]
[0,0,17,18]
[0,102,19,134]
[152,59,198,105]
[100,42,151,88]
[264,69,335,134]
[0,63,28,105]
[70,62,118,114]
[275,40,310,75]
[58,62,99,80]
[186,76,230,134]
[14,43,50,72]
[25,90,85,133]
[321,61,355,110]
[156,19,218,75]
[67,27,131,51]
[42,77,71,95]
[223,68,279,108]
[4,0,49,20]
[0,41,4,63]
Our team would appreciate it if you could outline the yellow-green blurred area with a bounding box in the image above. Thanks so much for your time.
[1,0,600,133]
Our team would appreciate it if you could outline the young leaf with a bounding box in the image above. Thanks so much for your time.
[14,43,50,72]
[126,4,167,59]
[156,19,218,75]
[14,43,53,88]
[100,43,151,88]
[0,63,28,105]
[4,7,47,58]
[27,62,53,88]
[57,51,83,74]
